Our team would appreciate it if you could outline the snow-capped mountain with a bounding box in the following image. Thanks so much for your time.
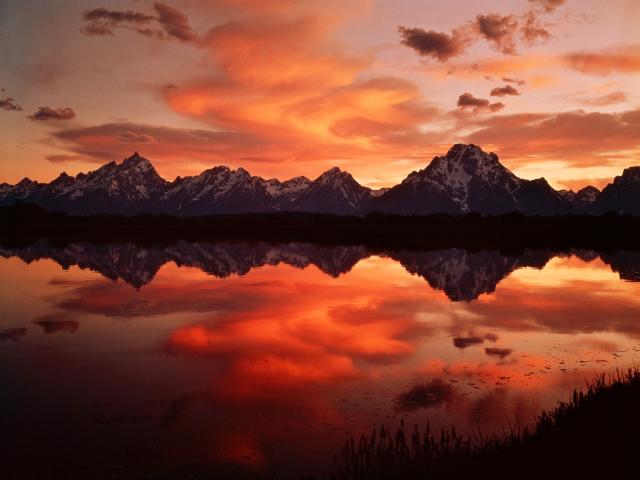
[260,176,312,209]
[1,147,638,216]
[592,167,640,216]
[373,144,571,215]
[162,166,276,214]
[3,153,169,215]
[292,167,373,215]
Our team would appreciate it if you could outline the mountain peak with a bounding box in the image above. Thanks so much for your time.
[619,166,640,182]
[122,152,153,170]
[577,185,600,195]
[446,143,485,157]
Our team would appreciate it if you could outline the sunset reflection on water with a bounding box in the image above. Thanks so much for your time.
[2,243,640,479]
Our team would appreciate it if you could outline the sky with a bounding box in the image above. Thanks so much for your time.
[0,0,639,190]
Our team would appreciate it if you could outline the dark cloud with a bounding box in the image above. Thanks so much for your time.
[81,3,197,42]
[484,347,513,358]
[401,5,560,62]
[34,319,79,334]
[475,14,519,54]
[118,131,156,143]
[457,93,505,113]
[521,10,551,44]
[502,76,526,86]
[453,336,484,349]
[490,85,520,97]
[398,26,471,61]
[154,2,197,42]
[0,328,27,341]
[0,97,22,111]
[28,106,76,121]
[394,379,455,411]
[82,7,157,36]
[84,8,155,24]
[45,154,85,163]
[528,0,566,13]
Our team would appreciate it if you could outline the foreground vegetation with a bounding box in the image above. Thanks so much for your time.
[330,369,640,479]
[3,203,640,250]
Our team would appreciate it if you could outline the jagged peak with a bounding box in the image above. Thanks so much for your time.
[316,166,350,181]
[529,177,552,187]
[50,171,75,185]
[446,143,486,158]
[619,166,640,181]
[577,185,600,195]
[16,177,35,186]
[121,152,153,170]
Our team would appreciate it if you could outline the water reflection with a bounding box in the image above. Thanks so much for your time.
[1,241,640,479]
[2,240,639,300]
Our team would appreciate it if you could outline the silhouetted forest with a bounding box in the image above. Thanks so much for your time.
[2,203,640,250]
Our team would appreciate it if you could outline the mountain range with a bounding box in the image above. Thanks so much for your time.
[1,241,637,301]
[2,144,638,216]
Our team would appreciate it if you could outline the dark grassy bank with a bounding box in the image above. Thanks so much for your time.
[329,369,640,480]
[2,203,640,250]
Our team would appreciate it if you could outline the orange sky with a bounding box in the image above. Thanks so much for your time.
[1,0,639,189]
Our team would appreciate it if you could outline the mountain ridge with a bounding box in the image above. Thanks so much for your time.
[2,145,638,216]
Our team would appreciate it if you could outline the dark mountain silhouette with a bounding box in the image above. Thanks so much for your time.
[372,144,571,215]
[387,249,553,301]
[559,186,601,214]
[591,167,640,216]
[2,241,637,301]
[1,146,638,215]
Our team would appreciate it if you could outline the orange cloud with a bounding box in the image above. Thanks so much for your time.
[563,44,640,75]
[464,108,640,167]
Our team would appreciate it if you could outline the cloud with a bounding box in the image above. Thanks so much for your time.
[401,5,562,63]
[117,131,156,143]
[457,93,505,113]
[502,76,526,86]
[528,0,566,13]
[453,336,484,349]
[521,10,551,44]
[580,91,627,107]
[0,328,27,341]
[564,45,640,75]
[0,97,22,111]
[490,85,520,97]
[394,379,455,411]
[398,26,471,61]
[81,3,197,42]
[45,154,86,163]
[484,347,513,358]
[474,14,519,54]
[154,2,198,42]
[82,7,157,36]
[465,108,640,167]
[50,122,261,173]
[28,106,76,121]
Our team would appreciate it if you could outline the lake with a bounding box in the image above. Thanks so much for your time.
[2,241,640,479]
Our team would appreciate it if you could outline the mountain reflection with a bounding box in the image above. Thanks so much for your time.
[1,240,638,301]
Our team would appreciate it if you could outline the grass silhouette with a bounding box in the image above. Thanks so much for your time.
[330,369,640,479]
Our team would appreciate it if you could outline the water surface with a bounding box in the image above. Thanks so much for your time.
[2,241,640,479]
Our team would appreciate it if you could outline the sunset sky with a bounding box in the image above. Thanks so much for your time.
[1,0,638,190]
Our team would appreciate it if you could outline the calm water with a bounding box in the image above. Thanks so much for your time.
[2,241,640,479]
